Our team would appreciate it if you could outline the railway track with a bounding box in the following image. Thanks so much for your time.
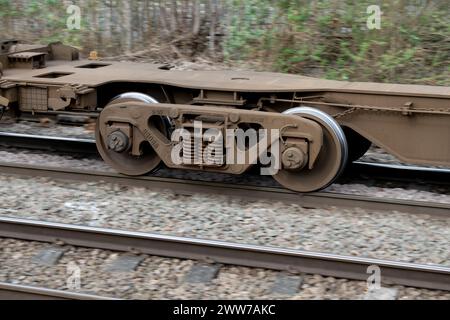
[1,131,450,186]
[0,282,115,300]
[0,162,449,217]
[0,216,448,292]
[0,131,449,296]
[0,131,97,153]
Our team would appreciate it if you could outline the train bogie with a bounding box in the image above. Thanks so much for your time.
[1,40,449,192]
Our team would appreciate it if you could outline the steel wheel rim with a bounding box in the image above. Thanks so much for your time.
[273,106,348,192]
[96,92,165,176]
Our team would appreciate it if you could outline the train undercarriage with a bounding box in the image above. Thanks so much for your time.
[1,40,449,192]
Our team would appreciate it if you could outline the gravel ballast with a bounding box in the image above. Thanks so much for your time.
[0,121,95,140]
[0,146,449,202]
[1,238,449,300]
[0,173,448,267]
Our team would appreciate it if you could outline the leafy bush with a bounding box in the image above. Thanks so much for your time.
[1,0,448,85]
[224,0,450,85]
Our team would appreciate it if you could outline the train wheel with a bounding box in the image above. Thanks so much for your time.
[273,107,348,192]
[95,92,168,176]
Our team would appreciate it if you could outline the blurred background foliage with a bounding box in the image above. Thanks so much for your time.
[0,0,449,85]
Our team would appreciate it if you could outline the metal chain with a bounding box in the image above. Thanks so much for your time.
[332,107,357,119]
[333,105,450,118]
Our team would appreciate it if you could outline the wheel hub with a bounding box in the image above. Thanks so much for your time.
[281,147,306,170]
[107,130,130,152]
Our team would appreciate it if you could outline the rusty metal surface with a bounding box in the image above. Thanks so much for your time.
[0,216,448,291]
[0,282,114,300]
[3,59,450,98]
[0,162,449,217]
[97,101,323,178]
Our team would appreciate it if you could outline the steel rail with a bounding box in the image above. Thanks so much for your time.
[345,161,450,186]
[0,216,448,291]
[0,131,97,153]
[1,131,450,185]
[0,282,116,300]
[0,162,448,217]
